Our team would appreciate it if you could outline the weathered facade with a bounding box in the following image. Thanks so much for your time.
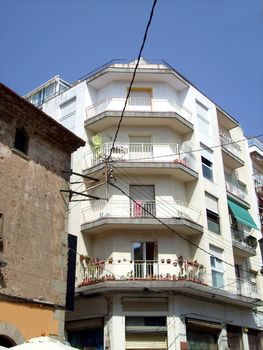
[0,83,84,347]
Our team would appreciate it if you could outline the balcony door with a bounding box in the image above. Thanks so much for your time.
[132,242,158,278]
[130,185,155,217]
[128,87,152,111]
[129,136,153,161]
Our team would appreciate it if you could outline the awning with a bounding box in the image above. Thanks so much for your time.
[228,199,258,230]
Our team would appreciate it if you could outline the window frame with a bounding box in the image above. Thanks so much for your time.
[210,246,224,289]
[205,193,220,235]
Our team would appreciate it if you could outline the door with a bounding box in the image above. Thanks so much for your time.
[130,185,155,217]
[132,242,157,278]
[129,136,153,161]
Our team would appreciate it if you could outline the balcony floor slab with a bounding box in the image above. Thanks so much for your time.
[81,217,203,236]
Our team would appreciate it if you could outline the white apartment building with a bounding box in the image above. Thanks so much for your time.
[26,59,263,350]
[249,138,263,261]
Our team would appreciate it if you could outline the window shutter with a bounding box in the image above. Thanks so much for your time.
[205,193,218,213]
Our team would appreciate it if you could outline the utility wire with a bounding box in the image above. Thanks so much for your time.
[110,167,250,256]
[109,181,262,277]
[108,133,263,164]
[108,0,158,159]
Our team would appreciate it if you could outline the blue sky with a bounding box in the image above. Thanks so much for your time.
[0,0,262,138]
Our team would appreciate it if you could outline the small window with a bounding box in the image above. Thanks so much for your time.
[210,245,224,288]
[14,127,29,155]
[202,156,213,181]
[205,193,220,234]
[200,144,213,181]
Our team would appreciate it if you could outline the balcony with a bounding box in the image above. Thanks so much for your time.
[254,174,263,195]
[225,172,248,202]
[78,258,207,288]
[219,129,244,169]
[236,278,260,299]
[85,97,193,134]
[231,227,257,257]
[83,142,198,181]
[81,199,203,236]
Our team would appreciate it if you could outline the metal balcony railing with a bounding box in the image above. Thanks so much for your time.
[83,142,196,171]
[79,258,207,286]
[225,172,247,200]
[236,277,260,299]
[82,199,202,226]
[219,128,242,158]
[231,227,257,251]
[130,201,156,217]
[85,97,192,123]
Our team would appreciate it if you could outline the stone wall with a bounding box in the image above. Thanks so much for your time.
[0,113,71,306]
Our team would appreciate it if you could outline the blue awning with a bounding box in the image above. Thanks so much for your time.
[228,199,258,230]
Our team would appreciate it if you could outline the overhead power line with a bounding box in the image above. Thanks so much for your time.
[109,181,262,278]
[109,0,158,159]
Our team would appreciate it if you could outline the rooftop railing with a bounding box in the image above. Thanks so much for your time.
[82,199,202,226]
[83,142,196,171]
[248,138,263,152]
[85,97,192,123]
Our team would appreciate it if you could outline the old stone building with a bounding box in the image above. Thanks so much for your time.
[0,83,84,347]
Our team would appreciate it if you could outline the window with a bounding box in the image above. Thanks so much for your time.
[210,245,224,288]
[196,101,210,138]
[205,193,220,234]
[201,144,213,181]
[14,127,29,155]
[59,97,76,132]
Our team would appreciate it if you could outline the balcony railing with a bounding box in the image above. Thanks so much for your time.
[86,97,192,123]
[219,129,242,158]
[82,199,202,225]
[231,227,258,251]
[236,277,260,299]
[79,258,207,287]
[83,142,196,171]
[225,172,247,200]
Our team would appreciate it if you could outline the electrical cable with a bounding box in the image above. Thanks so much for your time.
[108,0,158,159]
[108,133,263,163]
[109,181,262,277]
[108,167,245,256]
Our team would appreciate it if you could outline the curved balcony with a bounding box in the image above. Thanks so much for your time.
[78,258,207,288]
[83,142,198,181]
[81,199,203,236]
[85,97,193,134]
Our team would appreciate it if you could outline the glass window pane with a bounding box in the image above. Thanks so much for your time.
[212,271,224,288]
[133,242,143,260]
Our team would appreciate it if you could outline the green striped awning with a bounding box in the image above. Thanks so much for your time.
[228,199,258,230]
